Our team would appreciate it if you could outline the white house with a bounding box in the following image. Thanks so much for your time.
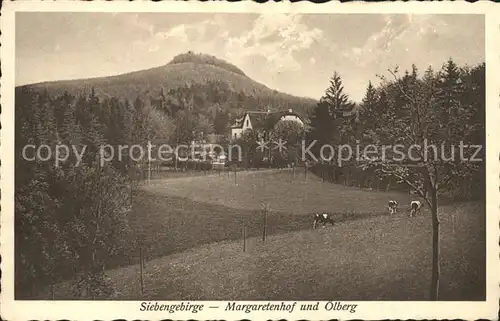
[230,113,254,140]
[230,109,304,140]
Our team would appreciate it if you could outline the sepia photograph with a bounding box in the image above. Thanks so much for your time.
[1,2,499,320]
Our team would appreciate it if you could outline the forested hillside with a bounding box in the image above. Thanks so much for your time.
[20,52,317,137]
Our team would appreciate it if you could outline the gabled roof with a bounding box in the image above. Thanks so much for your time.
[264,110,303,129]
[231,109,304,131]
[247,112,269,129]
[230,116,245,129]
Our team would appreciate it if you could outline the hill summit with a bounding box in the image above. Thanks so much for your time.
[20,51,316,106]
[167,51,247,77]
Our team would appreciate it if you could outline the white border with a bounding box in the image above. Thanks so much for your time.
[1,1,499,320]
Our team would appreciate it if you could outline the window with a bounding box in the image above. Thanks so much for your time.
[246,119,250,127]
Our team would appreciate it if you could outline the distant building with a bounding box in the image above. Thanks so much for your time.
[230,109,304,140]
[189,139,225,162]
[205,133,225,144]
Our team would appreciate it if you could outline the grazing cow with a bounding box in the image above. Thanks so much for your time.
[410,200,422,217]
[388,200,398,215]
[313,213,335,229]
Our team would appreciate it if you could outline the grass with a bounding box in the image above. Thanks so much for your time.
[48,201,485,301]
[38,169,485,301]
[123,170,396,268]
[125,169,422,266]
[141,168,422,215]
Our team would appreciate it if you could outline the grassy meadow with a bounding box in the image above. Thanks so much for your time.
[41,169,485,301]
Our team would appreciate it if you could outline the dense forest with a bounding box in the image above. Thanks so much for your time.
[306,59,485,201]
[15,87,172,297]
[149,79,312,142]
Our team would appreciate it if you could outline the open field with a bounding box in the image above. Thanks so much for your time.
[125,169,426,265]
[123,169,404,268]
[48,201,485,300]
[141,168,423,214]
[36,169,485,300]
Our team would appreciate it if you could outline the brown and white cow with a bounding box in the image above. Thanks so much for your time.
[313,213,335,229]
[388,200,398,215]
[409,200,422,217]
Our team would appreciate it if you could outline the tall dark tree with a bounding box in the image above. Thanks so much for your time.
[322,71,350,120]
[307,100,338,161]
[360,81,378,125]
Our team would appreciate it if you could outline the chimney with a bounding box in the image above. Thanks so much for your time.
[288,108,293,113]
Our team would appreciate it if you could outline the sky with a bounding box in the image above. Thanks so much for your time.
[16,13,484,102]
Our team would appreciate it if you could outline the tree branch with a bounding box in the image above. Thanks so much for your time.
[439,174,454,192]
[380,168,432,208]
[388,69,417,105]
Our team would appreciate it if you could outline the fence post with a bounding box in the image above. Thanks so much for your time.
[139,238,144,295]
[148,158,151,185]
[452,213,455,234]
[262,209,268,242]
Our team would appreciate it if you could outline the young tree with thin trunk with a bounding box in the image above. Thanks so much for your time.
[360,62,484,300]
